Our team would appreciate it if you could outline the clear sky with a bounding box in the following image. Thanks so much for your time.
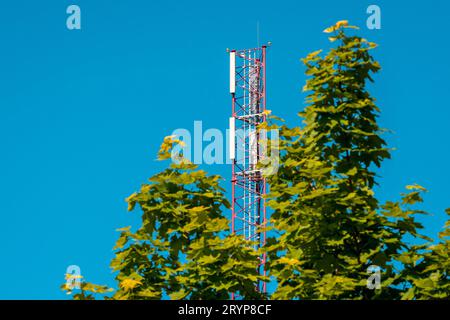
[0,0,449,299]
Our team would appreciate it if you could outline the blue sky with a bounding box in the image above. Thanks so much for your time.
[0,0,449,299]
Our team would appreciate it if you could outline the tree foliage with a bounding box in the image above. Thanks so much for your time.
[264,20,449,300]
[63,136,266,299]
[398,208,450,299]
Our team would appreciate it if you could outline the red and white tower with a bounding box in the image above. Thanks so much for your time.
[229,45,268,294]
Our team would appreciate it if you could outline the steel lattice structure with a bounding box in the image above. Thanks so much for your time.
[229,45,267,294]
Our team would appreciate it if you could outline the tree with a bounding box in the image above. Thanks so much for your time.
[399,208,450,299]
[264,20,445,299]
[63,136,266,299]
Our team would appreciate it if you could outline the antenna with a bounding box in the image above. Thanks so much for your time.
[256,21,260,48]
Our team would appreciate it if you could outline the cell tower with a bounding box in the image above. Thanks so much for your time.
[229,45,268,294]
